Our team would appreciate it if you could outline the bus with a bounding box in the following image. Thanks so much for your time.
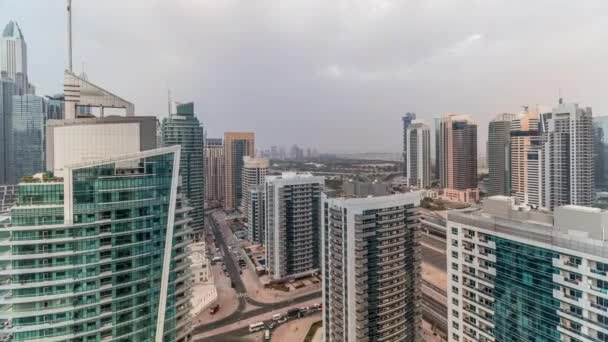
[249,322,265,332]
[264,329,271,340]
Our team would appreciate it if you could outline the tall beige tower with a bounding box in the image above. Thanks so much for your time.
[223,132,255,210]
[241,156,269,215]
[205,138,225,207]
[510,108,540,203]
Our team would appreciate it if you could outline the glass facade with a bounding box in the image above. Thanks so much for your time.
[0,148,192,341]
[492,237,560,341]
[162,103,204,233]
[11,95,45,182]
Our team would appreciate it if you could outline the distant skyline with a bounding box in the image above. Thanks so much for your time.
[1,0,607,153]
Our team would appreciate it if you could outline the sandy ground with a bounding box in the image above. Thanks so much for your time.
[311,326,323,342]
[194,262,239,324]
[422,262,447,292]
[241,266,322,303]
[271,313,321,342]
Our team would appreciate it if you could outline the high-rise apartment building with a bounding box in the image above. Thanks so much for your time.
[205,138,224,207]
[510,108,540,202]
[405,121,431,188]
[224,132,255,210]
[0,146,193,342]
[531,101,594,210]
[448,195,608,342]
[248,185,265,244]
[0,77,14,184]
[241,156,269,215]
[438,114,479,203]
[594,116,608,193]
[322,193,422,342]
[265,172,323,280]
[162,102,205,233]
[402,112,416,178]
[1,21,33,95]
[487,113,516,196]
[434,117,442,182]
[12,94,45,182]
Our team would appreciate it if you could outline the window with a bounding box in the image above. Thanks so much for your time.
[452,227,458,235]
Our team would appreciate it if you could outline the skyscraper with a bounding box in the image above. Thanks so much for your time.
[534,101,594,210]
[248,184,265,244]
[509,108,540,202]
[241,156,269,216]
[0,146,193,342]
[12,94,45,182]
[438,114,479,203]
[434,116,441,181]
[447,196,608,342]
[487,113,516,196]
[594,116,608,193]
[46,94,65,120]
[405,121,431,188]
[205,138,225,207]
[322,193,422,342]
[162,102,205,233]
[402,112,416,178]
[224,132,255,210]
[265,172,324,280]
[0,77,14,184]
[1,21,32,95]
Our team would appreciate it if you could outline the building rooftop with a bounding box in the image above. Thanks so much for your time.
[449,196,608,257]
[2,21,24,39]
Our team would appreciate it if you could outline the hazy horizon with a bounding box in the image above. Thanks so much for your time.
[2,0,607,154]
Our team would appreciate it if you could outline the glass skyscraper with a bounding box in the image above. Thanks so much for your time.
[12,94,45,183]
[0,146,192,341]
[162,102,204,234]
[0,77,15,185]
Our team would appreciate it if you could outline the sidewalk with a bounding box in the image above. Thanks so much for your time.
[194,263,239,325]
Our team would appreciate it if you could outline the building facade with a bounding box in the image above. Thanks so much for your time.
[162,102,205,233]
[487,113,516,196]
[402,112,416,178]
[241,156,269,215]
[1,21,32,95]
[534,101,594,210]
[510,109,540,203]
[248,185,265,244]
[0,146,192,342]
[448,196,608,342]
[405,122,431,188]
[46,116,158,177]
[322,193,422,342]
[12,94,45,182]
[204,138,224,207]
[0,77,14,184]
[224,132,255,210]
[594,116,608,193]
[438,114,479,203]
[265,173,324,280]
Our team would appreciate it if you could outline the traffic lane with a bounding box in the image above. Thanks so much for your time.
[192,290,321,335]
[422,244,447,271]
[207,216,247,295]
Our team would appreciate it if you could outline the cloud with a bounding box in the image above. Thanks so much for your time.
[1,0,607,154]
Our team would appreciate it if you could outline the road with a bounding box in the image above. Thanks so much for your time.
[192,214,321,338]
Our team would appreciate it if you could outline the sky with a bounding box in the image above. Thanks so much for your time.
[1,0,607,154]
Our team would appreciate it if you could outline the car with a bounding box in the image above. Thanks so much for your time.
[313,303,321,309]
[209,304,220,315]
[267,322,276,330]
[272,314,282,321]
[277,317,287,324]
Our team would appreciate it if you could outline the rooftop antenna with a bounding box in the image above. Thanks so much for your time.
[167,88,172,116]
[67,0,73,72]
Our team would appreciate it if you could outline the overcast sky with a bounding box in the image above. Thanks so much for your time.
[1,0,607,154]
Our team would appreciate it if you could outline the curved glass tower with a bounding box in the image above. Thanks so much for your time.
[0,146,192,342]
